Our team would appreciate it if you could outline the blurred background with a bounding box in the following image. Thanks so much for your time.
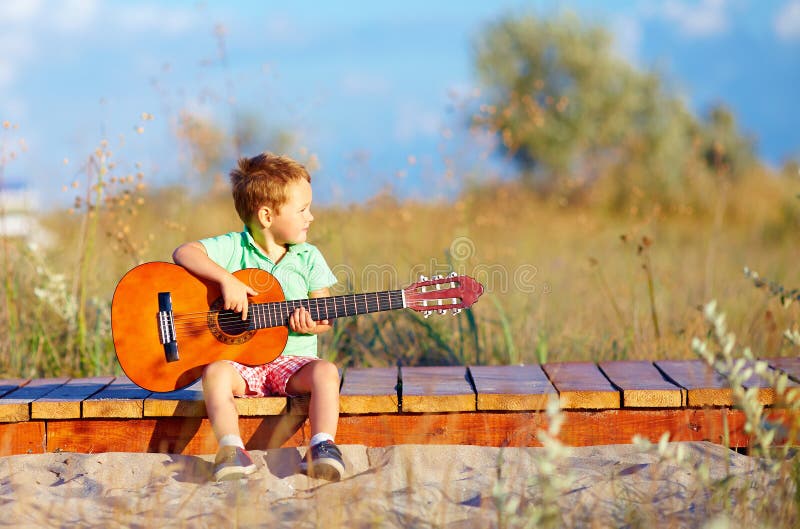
[1,0,798,378]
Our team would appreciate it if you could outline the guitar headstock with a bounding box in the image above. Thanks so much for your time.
[403,272,484,317]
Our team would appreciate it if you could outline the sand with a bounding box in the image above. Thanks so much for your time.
[0,442,782,528]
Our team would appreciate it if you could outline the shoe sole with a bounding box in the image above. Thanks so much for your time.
[214,464,257,482]
[302,457,344,481]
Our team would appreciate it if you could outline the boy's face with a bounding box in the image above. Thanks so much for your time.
[264,179,314,245]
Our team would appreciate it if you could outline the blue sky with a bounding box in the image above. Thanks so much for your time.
[1,0,799,207]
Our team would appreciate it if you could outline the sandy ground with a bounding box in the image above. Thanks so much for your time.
[0,442,783,528]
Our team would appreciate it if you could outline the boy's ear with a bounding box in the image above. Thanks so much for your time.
[256,206,272,227]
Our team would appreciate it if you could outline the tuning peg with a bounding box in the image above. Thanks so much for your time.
[423,310,433,318]
[419,274,429,282]
[432,274,443,280]
[452,308,462,315]
[448,272,458,278]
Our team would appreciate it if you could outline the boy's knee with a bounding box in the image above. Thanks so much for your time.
[313,360,340,385]
[202,360,230,380]
[203,360,245,396]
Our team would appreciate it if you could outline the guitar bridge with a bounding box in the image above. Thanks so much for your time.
[157,292,179,362]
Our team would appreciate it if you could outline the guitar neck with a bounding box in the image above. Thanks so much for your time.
[249,290,405,329]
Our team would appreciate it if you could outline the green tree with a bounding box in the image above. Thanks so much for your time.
[471,13,755,209]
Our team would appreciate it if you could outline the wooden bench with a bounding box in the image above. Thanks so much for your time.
[1,359,799,456]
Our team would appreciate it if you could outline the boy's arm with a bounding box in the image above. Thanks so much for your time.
[289,287,333,335]
[172,242,257,320]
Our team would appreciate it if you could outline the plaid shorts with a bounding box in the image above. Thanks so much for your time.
[226,355,318,397]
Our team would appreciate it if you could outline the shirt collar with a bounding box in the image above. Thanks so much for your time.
[242,227,311,261]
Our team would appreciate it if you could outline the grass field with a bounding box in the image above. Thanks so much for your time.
[1,155,798,377]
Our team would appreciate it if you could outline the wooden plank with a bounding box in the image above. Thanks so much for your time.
[599,361,684,408]
[738,360,796,405]
[766,357,800,383]
[236,396,288,416]
[469,364,556,411]
[400,366,475,413]
[0,379,30,398]
[1,407,798,455]
[82,375,152,418]
[340,367,399,413]
[336,408,800,448]
[46,415,307,454]
[144,380,287,417]
[0,377,70,423]
[655,360,732,407]
[542,362,620,409]
[0,421,46,455]
[31,376,115,419]
[144,380,206,417]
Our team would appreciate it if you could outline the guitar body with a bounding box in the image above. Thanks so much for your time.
[112,261,484,393]
[111,262,288,392]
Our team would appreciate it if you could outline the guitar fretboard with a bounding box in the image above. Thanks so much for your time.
[248,290,405,329]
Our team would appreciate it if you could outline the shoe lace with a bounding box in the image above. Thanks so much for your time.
[315,441,342,459]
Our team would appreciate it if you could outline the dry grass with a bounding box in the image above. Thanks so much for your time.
[1,157,799,376]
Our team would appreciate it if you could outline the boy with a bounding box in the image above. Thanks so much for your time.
[172,153,344,482]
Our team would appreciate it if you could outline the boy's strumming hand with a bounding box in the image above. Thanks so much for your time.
[220,275,258,321]
[289,306,331,334]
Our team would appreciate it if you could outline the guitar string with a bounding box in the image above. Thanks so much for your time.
[168,301,457,329]
[167,295,410,327]
[167,291,405,318]
[169,295,410,324]
[167,292,412,324]
[164,300,457,338]
[168,300,437,330]
[159,281,465,323]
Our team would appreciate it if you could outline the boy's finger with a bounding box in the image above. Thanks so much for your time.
[247,286,258,296]
[241,300,248,321]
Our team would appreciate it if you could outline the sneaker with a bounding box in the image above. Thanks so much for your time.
[212,446,257,481]
[300,440,345,481]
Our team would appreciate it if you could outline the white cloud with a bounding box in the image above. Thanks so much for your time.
[48,0,99,33]
[0,1,42,24]
[115,4,201,35]
[0,31,36,89]
[340,72,390,96]
[775,0,800,40]
[0,96,29,125]
[394,101,441,142]
[611,15,643,64]
[261,14,309,44]
[659,0,730,37]
[0,62,15,90]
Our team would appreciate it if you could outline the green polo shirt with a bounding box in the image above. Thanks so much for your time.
[199,229,337,358]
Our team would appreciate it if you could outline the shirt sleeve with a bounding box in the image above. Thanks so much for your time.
[198,232,240,272]
[306,246,338,291]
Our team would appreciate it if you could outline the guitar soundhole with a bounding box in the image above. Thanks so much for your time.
[207,298,256,345]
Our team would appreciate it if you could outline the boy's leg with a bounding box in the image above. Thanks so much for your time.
[202,360,248,442]
[202,360,256,481]
[285,359,340,437]
[285,359,344,480]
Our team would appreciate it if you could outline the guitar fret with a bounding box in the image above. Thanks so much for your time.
[253,289,416,329]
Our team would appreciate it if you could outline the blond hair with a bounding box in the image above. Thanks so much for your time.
[229,153,311,224]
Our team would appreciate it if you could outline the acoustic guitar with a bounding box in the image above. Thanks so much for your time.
[111,262,484,392]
